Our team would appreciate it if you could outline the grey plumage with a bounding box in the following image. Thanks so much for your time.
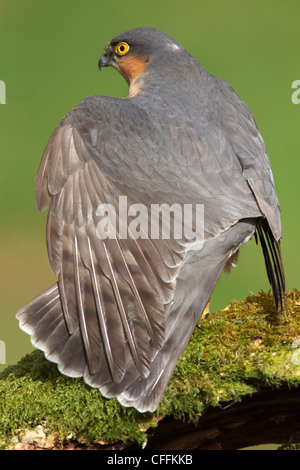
[17,27,285,412]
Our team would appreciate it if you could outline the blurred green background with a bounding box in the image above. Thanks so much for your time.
[0,0,299,372]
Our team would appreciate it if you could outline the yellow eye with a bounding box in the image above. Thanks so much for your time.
[115,42,130,55]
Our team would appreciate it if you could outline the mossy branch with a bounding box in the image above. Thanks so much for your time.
[1,289,300,450]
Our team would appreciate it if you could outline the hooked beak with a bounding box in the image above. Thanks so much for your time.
[98,53,112,70]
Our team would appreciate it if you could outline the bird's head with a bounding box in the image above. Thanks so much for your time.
[98,27,185,97]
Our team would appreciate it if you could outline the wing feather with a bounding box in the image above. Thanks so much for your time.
[34,89,284,392]
[86,235,126,383]
[35,99,183,382]
[58,223,78,334]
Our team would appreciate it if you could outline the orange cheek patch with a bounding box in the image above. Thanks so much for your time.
[118,55,150,85]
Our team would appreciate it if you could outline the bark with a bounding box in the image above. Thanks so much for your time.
[141,389,300,450]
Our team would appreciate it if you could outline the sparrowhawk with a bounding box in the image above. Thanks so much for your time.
[17,27,285,412]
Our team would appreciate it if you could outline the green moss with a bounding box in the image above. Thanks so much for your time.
[1,289,300,448]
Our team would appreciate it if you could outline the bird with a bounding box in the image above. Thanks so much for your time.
[16,27,285,413]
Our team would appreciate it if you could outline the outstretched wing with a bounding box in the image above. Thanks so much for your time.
[35,95,188,382]
[34,81,284,392]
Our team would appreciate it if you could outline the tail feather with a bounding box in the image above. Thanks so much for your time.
[16,284,87,377]
[256,219,285,313]
[16,239,227,413]
[17,218,283,413]
[95,220,258,411]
